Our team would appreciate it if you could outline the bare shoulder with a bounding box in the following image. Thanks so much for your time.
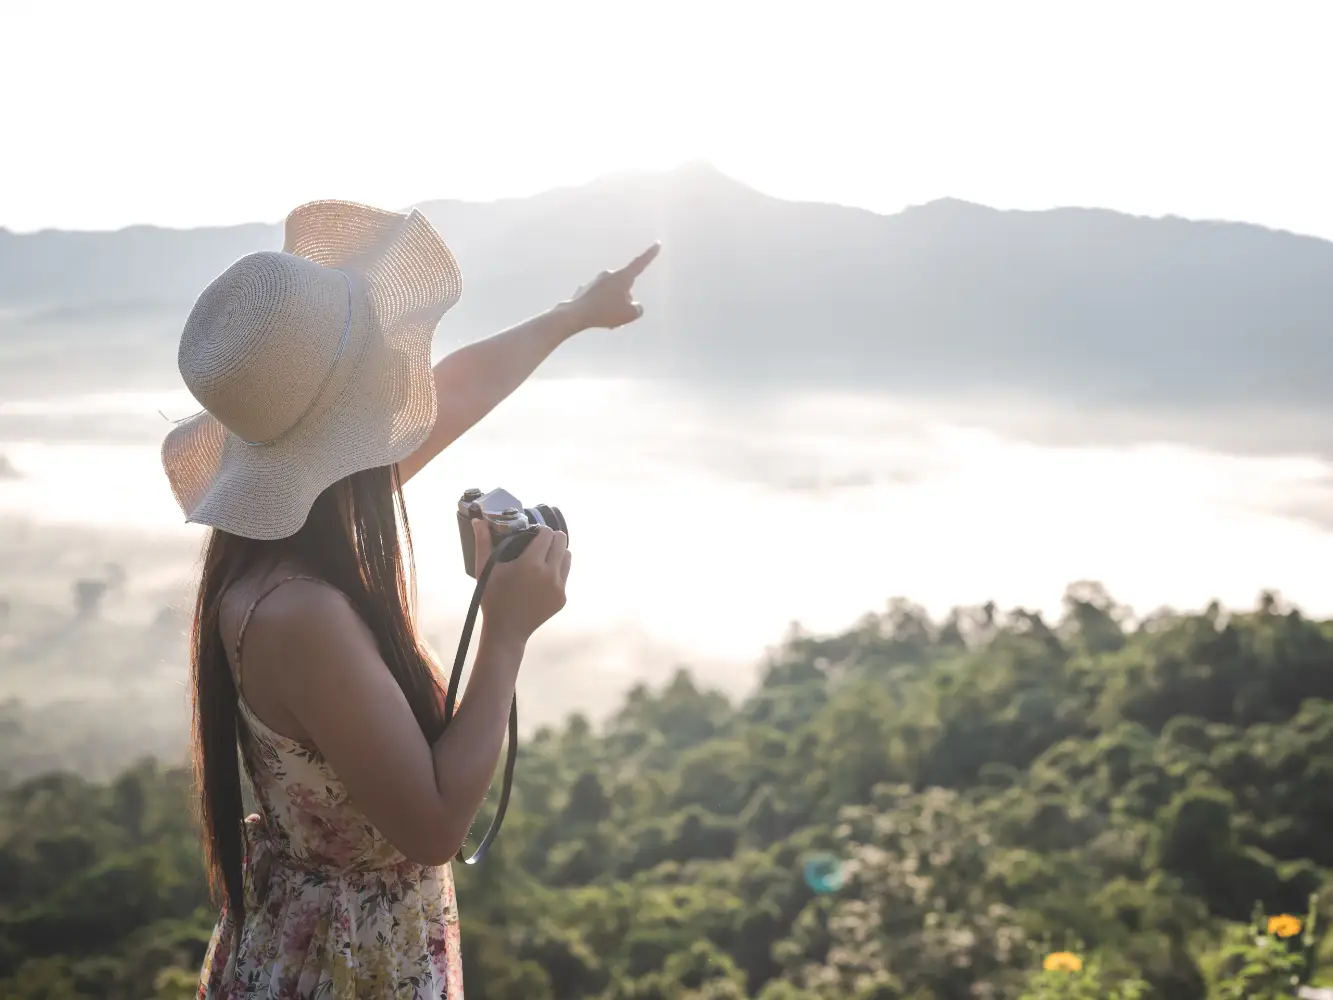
[240,577,431,795]
[244,577,375,661]
[236,575,414,743]
[248,577,358,627]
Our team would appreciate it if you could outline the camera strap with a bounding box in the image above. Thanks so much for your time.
[440,533,527,865]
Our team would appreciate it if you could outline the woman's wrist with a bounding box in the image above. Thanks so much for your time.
[476,624,528,668]
[548,300,593,340]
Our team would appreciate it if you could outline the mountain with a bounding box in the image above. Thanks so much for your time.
[3,163,1331,450]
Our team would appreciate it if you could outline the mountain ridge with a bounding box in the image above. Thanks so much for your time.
[5,162,1328,244]
[2,163,1330,460]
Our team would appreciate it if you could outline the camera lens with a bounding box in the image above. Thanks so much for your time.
[528,504,567,538]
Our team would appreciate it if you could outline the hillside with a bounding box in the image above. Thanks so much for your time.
[3,584,1332,999]
[3,165,1331,457]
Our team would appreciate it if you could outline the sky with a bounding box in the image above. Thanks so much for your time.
[3,0,1332,238]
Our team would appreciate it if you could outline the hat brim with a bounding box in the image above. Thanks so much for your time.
[161,203,462,540]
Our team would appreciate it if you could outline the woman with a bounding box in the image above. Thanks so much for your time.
[162,200,658,998]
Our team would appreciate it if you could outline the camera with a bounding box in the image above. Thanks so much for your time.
[457,487,568,578]
[446,486,565,863]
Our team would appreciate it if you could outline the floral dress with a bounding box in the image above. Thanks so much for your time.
[198,576,464,999]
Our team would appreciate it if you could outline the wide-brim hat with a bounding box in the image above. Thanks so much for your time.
[161,200,462,540]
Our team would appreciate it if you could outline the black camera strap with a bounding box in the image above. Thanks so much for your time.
[440,532,528,865]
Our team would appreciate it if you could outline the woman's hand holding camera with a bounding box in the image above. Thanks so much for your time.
[471,518,571,644]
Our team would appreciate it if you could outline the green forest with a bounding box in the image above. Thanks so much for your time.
[3,583,1332,999]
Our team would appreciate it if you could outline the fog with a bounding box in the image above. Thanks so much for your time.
[3,376,1332,781]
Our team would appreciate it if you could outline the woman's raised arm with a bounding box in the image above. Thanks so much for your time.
[396,244,660,484]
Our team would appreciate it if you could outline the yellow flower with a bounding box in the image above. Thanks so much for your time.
[1043,951,1084,972]
[1267,914,1303,939]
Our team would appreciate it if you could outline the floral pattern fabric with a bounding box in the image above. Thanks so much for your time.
[197,695,463,999]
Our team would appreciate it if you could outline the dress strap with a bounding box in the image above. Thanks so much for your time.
[234,574,342,690]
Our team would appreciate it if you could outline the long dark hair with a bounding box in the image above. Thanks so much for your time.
[189,463,444,935]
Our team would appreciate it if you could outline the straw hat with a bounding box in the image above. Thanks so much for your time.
[161,200,462,540]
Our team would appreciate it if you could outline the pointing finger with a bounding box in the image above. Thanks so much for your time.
[617,242,661,280]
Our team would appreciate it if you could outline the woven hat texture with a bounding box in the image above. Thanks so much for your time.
[161,201,462,540]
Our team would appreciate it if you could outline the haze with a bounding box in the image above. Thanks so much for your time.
[2,1,1332,783]
[3,0,1332,238]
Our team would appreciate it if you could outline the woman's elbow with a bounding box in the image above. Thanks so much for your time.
[401,844,458,867]
[394,822,469,867]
